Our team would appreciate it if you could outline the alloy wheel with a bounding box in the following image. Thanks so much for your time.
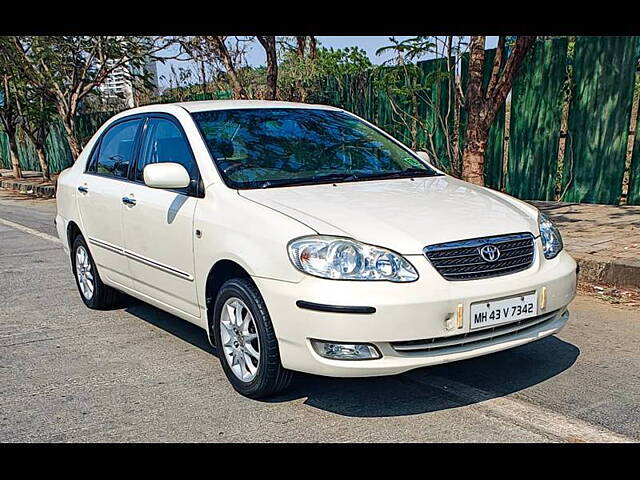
[75,245,94,300]
[219,297,261,382]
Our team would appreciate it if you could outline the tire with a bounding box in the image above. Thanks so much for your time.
[71,235,120,310]
[212,277,293,399]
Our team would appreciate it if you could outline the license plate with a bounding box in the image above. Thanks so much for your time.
[470,292,538,330]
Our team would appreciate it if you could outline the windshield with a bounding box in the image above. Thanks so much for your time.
[191,108,441,189]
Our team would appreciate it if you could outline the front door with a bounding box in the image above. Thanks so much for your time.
[121,116,201,318]
[77,117,143,289]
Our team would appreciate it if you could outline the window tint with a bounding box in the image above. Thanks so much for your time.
[136,118,198,183]
[96,119,141,178]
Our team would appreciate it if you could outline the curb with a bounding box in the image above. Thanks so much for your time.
[0,179,56,198]
[574,255,640,290]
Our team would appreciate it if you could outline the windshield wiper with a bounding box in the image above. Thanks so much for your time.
[255,169,440,189]
[358,168,443,181]
[259,173,360,189]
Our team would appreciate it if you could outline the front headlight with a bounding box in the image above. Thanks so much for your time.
[538,212,563,259]
[287,236,419,282]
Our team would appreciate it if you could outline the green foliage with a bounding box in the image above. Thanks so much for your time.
[277,46,372,102]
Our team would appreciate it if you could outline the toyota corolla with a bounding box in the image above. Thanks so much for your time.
[55,101,577,398]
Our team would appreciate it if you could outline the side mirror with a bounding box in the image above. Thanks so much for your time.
[143,163,191,189]
[416,151,431,163]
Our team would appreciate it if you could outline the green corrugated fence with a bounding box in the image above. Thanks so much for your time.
[629,100,640,205]
[507,37,568,200]
[562,36,639,204]
[0,112,117,175]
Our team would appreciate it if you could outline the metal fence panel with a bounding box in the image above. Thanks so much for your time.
[484,47,507,191]
[418,57,453,169]
[0,112,116,175]
[629,98,640,205]
[507,37,568,200]
[562,36,639,204]
[0,132,10,170]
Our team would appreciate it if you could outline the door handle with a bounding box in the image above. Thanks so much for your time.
[122,196,136,206]
[77,186,88,194]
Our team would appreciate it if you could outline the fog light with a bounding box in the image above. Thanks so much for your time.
[311,340,381,360]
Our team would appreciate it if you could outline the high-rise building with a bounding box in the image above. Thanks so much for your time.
[97,57,160,108]
[96,60,135,108]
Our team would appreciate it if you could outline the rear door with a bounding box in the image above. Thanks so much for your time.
[121,115,201,318]
[76,117,143,289]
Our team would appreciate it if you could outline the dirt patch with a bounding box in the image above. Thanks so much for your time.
[577,281,640,309]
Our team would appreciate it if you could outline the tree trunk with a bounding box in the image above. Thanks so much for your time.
[210,36,247,100]
[200,60,208,95]
[410,90,418,150]
[59,110,82,159]
[35,144,50,181]
[296,36,306,57]
[7,130,22,179]
[462,122,489,185]
[461,36,535,186]
[462,36,488,184]
[309,37,317,60]
[257,36,278,100]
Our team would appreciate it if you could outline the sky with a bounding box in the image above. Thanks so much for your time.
[155,36,498,91]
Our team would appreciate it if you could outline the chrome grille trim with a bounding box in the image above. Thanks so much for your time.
[424,232,535,281]
[391,309,562,354]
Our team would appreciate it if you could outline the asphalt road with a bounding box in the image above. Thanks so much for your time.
[0,190,638,443]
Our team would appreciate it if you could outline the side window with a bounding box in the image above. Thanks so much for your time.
[136,118,198,185]
[95,119,141,178]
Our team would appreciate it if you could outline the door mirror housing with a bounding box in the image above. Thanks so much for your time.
[143,163,191,189]
[416,151,431,163]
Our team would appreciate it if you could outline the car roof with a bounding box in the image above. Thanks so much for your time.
[174,100,342,113]
[119,100,343,116]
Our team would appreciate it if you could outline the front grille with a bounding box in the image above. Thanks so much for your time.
[424,233,535,281]
[391,309,562,355]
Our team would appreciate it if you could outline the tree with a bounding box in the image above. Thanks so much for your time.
[0,42,22,178]
[278,44,372,103]
[256,36,278,100]
[208,36,248,99]
[6,36,168,159]
[376,36,467,174]
[16,84,56,181]
[0,74,22,179]
[462,35,536,185]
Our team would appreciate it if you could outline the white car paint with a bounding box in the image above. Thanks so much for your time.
[55,100,577,378]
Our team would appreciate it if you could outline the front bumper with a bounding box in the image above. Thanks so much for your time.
[254,241,577,377]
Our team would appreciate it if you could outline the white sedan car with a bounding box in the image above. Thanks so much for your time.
[55,100,577,398]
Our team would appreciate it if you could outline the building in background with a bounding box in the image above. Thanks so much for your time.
[96,60,135,108]
[96,57,160,109]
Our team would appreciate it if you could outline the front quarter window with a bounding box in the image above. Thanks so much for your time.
[93,119,141,178]
[191,108,439,189]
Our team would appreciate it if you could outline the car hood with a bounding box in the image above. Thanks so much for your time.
[238,176,539,254]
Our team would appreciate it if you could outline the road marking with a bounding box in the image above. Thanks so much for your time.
[407,374,636,443]
[0,217,60,244]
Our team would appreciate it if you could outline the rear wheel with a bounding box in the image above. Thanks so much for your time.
[212,278,293,399]
[71,235,120,310]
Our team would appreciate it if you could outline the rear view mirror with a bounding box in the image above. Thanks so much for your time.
[143,163,190,189]
[416,151,431,163]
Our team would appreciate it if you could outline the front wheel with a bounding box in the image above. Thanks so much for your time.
[212,278,293,399]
